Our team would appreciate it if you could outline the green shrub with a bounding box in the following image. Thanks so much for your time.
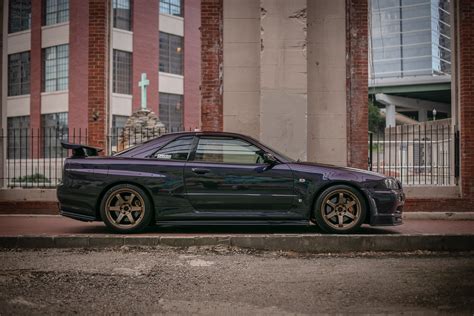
[13,173,51,183]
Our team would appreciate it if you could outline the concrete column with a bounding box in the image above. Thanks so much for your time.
[184,0,201,131]
[385,104,396,127]
[418,109,428,122]
[307,0,347,165]
[222,0,260,139]
[260,0,307,161]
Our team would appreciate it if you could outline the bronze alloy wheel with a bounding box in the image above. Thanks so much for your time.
[104,188,146,229]
[320,188,362,231]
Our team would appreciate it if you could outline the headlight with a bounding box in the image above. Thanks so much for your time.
[384,178,400,190]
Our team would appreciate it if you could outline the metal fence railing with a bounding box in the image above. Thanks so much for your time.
[0,127,179,188]
[368,119,458,186]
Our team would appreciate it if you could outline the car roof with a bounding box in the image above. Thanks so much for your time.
[162,131,255,138]
[114,131,260,158]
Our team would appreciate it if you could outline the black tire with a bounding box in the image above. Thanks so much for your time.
[312,185,366,234]
[100,184,153,233]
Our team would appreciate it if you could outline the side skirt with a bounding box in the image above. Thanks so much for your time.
[60,210,96,222]
[154,219,313,227]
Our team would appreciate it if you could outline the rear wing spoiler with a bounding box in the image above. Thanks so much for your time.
[61,142,103,158]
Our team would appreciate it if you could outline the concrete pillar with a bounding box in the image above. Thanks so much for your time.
[222,0,260,139]
[307,0,347,165]
[184,0,202,131]
[418,109,428,122]
[385,104,396,127]
[259,0,307,161]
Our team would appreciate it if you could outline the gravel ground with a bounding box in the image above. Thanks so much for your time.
[0,246,473,315]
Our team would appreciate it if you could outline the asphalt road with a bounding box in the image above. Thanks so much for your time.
[0,247,473,315]
[1,215,474,236]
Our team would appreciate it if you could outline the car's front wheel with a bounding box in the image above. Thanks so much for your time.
[100,184,153,233]
[313,185,366,234]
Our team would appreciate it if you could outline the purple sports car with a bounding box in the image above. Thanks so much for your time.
[58,131,404,233]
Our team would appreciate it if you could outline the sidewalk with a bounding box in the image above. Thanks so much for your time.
[0,215,473,236]
[0,215,473,253]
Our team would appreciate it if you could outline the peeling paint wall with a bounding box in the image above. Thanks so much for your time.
[222,0,349,164]
[260,0,308,161]
[307,0,347,165]
[223,0,261,139]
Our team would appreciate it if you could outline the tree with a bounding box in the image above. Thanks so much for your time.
[368,99,385,134]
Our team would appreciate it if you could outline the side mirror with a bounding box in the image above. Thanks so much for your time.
[263,152,277,165]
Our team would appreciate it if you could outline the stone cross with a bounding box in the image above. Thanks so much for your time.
[138,73,150,110]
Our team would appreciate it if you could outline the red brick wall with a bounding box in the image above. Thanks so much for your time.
[346,0,369,169]
[404,0,474,212]
[184,0,202,131]
[133,0,159,113]
[87,0,109,150]
[30,0,42,157]
[459,0,474,199]
[69,0,89,132]
[200,0,223,131]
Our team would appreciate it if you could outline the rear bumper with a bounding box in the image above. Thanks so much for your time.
[366,189,405,226]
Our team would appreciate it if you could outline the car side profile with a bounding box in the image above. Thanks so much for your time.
[57,131,404,234]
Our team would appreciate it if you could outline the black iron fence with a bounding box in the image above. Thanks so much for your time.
[1,123,459,188]
[368,119,458,186]
[0,127,177,188]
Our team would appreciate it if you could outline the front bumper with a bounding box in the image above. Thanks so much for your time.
[367,189,405,226]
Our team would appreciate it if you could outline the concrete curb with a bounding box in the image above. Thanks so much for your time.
[403,212,474,220]
[1,234,473,253]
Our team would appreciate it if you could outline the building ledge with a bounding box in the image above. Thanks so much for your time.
[41,21,69,31]
[7,29,31,38]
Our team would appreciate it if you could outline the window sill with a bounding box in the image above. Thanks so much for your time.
[159,72,184,79]
[113,28,133,35]
[159,13,184,21]
[41,90,68,96]
[112,93,133,99]
[7,94,30,100]
[41,21,69,31]
[8,29,31,37]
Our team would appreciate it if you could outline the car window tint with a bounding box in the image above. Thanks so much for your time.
[152,136,193,160]
[194,137,264,164]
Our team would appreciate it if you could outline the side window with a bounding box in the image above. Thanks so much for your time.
[152,136,193,161]
[193,137,265,164]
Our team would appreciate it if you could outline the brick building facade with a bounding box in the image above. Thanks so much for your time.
[1,0,201,151]
[1,0,474,213]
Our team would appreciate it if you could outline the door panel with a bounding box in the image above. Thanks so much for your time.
[183,136,296,217]
[184,162,295,215]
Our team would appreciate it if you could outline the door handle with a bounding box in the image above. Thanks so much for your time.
[191,168,211,175]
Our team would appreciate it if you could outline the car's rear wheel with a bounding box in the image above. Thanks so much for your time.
[100,184,152,233]
[313,185,366,234]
